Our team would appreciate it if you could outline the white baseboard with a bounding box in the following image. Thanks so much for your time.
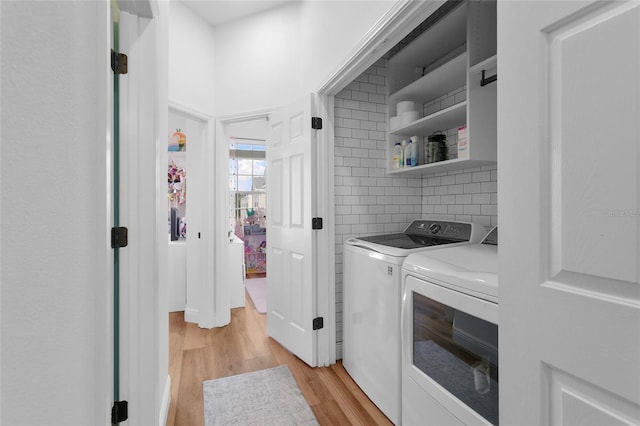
[159,375,171,426]
[184,307,199,324]
[336,341,343,361]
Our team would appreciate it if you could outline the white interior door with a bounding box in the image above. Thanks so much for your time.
[266,94,318,367]
[499,1,640,424]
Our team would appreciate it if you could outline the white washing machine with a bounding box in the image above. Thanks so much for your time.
[401,227,499,426]
[343,220,486,425]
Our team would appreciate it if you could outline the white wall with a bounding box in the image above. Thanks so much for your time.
[213,1,396,115]
[169,0,216,115]
[227,118,268,140]
[1,1,110,424]
[2,2,170,424]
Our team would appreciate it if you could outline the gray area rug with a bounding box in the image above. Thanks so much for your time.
[203,365,319,426]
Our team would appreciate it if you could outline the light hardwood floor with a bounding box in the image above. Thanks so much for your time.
[167,291,393,426]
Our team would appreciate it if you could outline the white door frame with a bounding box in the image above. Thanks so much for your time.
[313,94,336,366]
[113,1,170,424]
[168,101,216,328]
[97,1,114,422]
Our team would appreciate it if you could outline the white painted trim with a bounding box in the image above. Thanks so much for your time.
[117,1,172,423]
[202,116,219,328]
[184,307,200,324]
[315,94,337,367]
[169,101,212,121]
[217,108,276,123]
[156,1,170,423]
[215,123,230,327]
[98,1,114,423]
[336,342,343,361]
[212,121,232,327]
[159,376,171,426]
[168,101,216,328]
[118,7,168,423]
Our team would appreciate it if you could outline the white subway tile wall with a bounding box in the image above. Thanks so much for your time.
[333,59,498,354]
[421,165,498,229]
[419,84,497,228]
[334,59,423,345]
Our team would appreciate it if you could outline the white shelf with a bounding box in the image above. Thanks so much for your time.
[388,158,495,177]
[389,51,467,107]
[469,54,497,74]
[390,101,466,137]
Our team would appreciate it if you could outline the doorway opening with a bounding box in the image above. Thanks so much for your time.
[225,117,269,314]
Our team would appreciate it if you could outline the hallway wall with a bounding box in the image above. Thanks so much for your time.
[212,1,397,116]
[1,2,110,423]
[169,1,216,115]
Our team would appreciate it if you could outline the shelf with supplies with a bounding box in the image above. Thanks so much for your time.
[385,0,497,177]
[388,157,496,177]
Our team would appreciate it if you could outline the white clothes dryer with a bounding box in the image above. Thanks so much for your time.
[401,227,499,425]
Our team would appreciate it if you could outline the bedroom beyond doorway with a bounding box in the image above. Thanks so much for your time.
[229,138,267,279]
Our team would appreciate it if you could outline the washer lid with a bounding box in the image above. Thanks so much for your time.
[345,237,471,258]
[355,233,460,249]
[403,244,499,302]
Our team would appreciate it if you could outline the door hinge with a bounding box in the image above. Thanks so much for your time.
[111,49,128,75]
[111,400,128,424]
[313,317,324,330]
[312,217,323,230]
[111,227,128,248]
[311,117,323,130]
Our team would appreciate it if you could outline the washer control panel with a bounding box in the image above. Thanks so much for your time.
[428,223,441,234]
[405,220,472,241]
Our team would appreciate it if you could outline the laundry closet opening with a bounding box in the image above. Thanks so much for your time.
[226,118,268,314]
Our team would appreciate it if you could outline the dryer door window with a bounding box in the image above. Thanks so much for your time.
[412,292,499,425]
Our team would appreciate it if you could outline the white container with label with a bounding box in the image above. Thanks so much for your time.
[457,125,468,160]
[391,143,403,169]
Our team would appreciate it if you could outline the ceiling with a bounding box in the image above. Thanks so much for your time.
[178,0,299,27]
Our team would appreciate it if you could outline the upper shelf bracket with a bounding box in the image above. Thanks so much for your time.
[480,70,497,87]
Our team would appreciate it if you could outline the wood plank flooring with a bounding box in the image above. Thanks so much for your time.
[167,291,393,426]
